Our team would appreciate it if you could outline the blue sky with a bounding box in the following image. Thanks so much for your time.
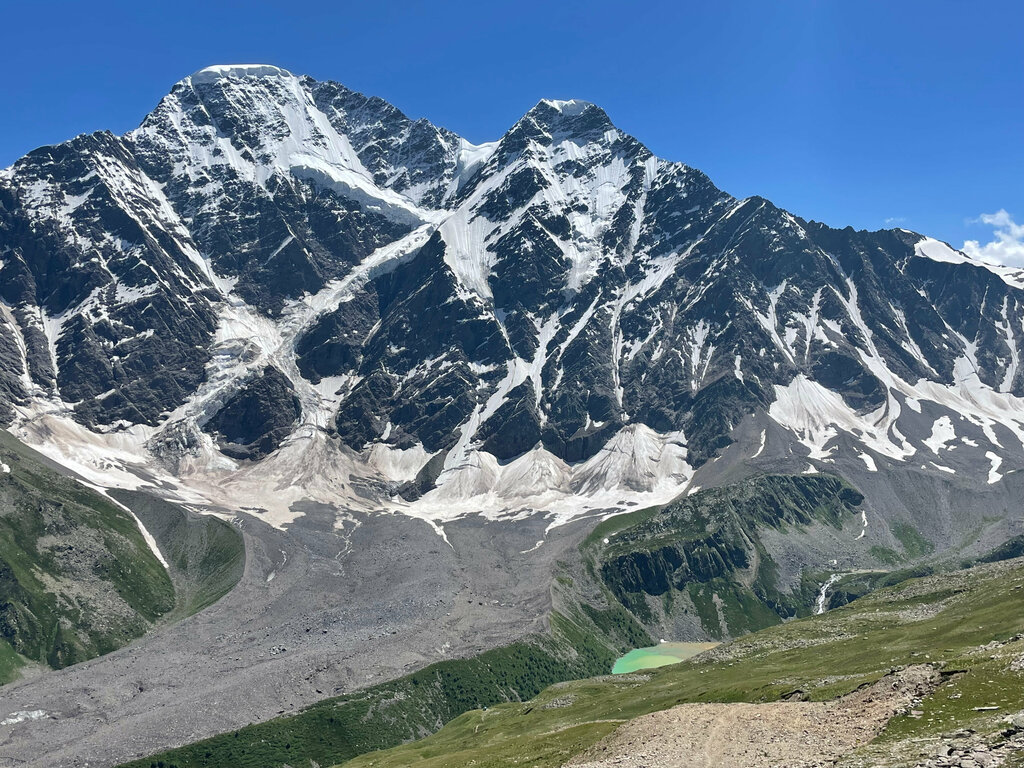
[2,0,1021,260]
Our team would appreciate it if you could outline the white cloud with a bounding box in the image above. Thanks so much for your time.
[884,216,906,226]
[962,209,1024,267]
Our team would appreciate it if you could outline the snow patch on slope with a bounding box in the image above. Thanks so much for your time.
[986,451,1004,484]
[769,375,913,461]
[0,710,48,727]
[415,424,692,531]
[915,237,1024,290]
[924,416,956,453]
[573,424,690,495]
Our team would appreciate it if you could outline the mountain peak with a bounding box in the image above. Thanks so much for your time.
[486,97,618,166]
[189,64,295,84]
[537,98,596,115]
[523,97,610,130]
[4,62,1024,556]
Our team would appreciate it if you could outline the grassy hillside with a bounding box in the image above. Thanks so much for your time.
[342,556,1024,768]
[110,490,245,620]
[578,473,864,639]
[0,430,174,680]
[0,633,25,682]
[0,434,245,685]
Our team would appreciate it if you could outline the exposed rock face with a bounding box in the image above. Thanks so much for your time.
[0,132,220,427]
[1,65,1024,526]
[203,366,301,460]
[593,474,865,637]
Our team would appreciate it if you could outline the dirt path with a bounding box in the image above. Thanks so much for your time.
[568,665,939,768]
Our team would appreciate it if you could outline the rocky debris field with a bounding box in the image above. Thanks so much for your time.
[0,506,585,768]
[568,665,940,768]
[913,726,1024,768]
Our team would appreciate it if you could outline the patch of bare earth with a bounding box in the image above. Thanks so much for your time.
[567,665,939,768]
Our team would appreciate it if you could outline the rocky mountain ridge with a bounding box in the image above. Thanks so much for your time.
[1,63,1023,535]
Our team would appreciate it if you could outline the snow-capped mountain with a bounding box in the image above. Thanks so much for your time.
[2,63,1023,532]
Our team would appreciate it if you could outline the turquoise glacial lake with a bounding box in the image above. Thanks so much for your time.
[611,641,719,674]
